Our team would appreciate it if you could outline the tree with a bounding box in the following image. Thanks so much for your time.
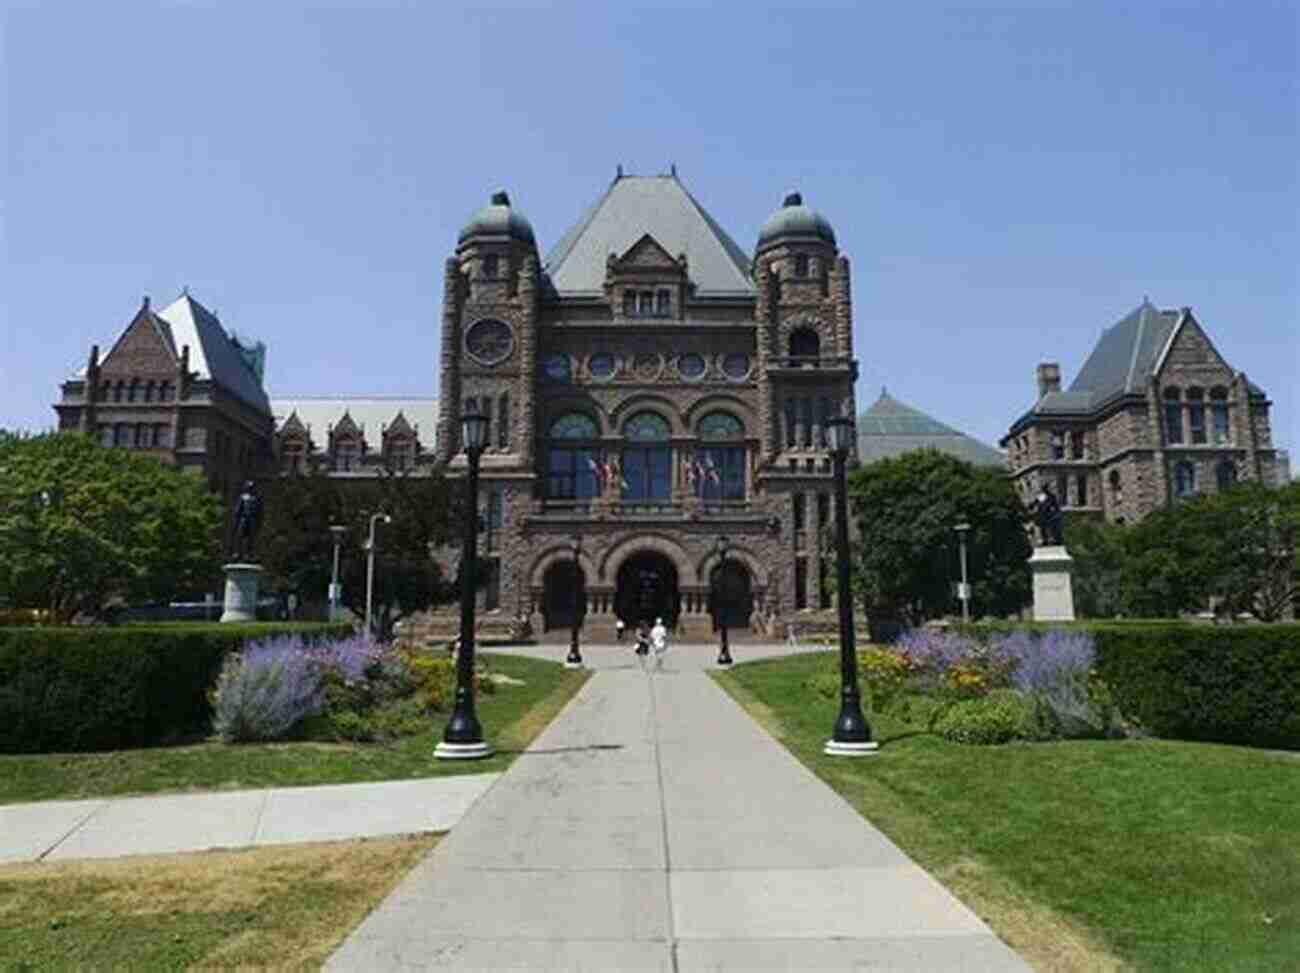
[1065,516,1134,618]
[255,468,462,636]
[0,431,222,621]
[847,449,1031,625]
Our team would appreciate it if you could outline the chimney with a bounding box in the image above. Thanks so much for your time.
[1037,362,1061,399]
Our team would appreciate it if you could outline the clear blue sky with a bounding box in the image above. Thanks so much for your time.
[4,2,1296,458]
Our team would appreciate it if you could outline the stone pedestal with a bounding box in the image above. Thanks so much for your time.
[1029,546,1076,622]
[220,563,263,623]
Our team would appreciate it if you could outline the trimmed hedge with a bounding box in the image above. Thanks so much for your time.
[954,621,1300,750]
[0,623,352,754]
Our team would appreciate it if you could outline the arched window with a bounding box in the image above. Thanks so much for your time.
[144,381,156,403]
[1164,387,1183,444]
[546,413,599,500]
[1173,461,1196,498]
[1109,470,1123,503]
[622,412,671,502]
[127,379,140,403]
[1211,387,1230,444]
[794,253,809,278]
[1187,387,1206,443]
[483,254,499,278]
[697,412,745,502]
[789,327,820,362]
[1216,460,1237,491]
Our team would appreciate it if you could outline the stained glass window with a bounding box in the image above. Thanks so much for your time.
[549,413,598,439]
[542,353,570,381]
[721,353,750,380]
[698,412,743,440]
[465,319,514,365]
[624,412,670,441]
[678,353,706,380]
[589,353,617,380]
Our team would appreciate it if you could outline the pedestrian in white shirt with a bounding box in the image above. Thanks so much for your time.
[650,617,669,671]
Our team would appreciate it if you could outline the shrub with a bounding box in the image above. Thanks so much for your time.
[934,689,1054,745]
[210,636,325,742]
[0,623,349,753]
[857,647,910,710]
[1000,628,1113,737]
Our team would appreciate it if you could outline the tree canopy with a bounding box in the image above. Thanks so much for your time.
[255,469,462,636]
[0,431,222,620]
[847,449,1031,624]
[1067,480,1300,621]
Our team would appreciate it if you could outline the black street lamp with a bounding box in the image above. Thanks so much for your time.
[565,532,584,668]
[714,534,734,667]
[435,409,493,760]
[953,522,972,624]
[823,416,878,757]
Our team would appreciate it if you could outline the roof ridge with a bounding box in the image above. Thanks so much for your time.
[1123,302,1149,392]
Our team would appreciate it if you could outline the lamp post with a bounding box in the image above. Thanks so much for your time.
[364,512,391,637]
[714,534,734,666]
[954,522,972,624]
[823,416,878,756]
[436,409,493,760]
[328,525,346,622]
[565,532,584,668]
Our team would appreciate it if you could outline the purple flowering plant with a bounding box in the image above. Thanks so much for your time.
[210,634,325,742]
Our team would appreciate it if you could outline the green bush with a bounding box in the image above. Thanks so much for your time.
[0,623,351,753]
[956,621,1300,749]
[933,689,1055,745]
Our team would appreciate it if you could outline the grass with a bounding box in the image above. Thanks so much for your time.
[0,653,588,804]
[715,652,1300,973]
[0,834,436,969]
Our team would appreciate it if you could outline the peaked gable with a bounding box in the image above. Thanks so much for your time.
[615,233,682,271]
[100,306,179,375]
[1154,311,1232,378]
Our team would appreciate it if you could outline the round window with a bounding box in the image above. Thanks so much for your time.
[542,353,570,382]
[678,353,706,380]
[464,319,515,366]
[721,352,751,381]
[589,352,617,380]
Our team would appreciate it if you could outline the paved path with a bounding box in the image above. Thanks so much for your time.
[0,775,498,865]
[329,643,1029,971]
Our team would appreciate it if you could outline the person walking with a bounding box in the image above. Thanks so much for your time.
[615,617,626,642]
[634,620,651,670]
[650,616,669,672]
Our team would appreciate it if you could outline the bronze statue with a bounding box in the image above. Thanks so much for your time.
[1030,482,1065,546]
[229,480,263,562]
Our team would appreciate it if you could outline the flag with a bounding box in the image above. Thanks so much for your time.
[588,457,605,489]
[683,458,696,486]
[703,454,721,484]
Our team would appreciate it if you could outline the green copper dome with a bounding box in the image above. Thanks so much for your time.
[756,191,836,249]
[458,190,536,246]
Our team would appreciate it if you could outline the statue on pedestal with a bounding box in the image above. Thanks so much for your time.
[1029,482,1065,546]
[228,480,263,562]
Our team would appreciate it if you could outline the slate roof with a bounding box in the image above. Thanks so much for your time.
[857,390,1007,468]
[271,396,438,451]
[543,174,754,297]
[153,294,273,414]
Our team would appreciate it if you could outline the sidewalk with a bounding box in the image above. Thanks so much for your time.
[0,775,498,865]
[328,643,1030,971]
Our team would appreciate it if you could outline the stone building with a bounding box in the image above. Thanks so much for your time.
[438,173,860,636]
[858,389,1005,468]
[270,397,438,477]
[1002,300,1281,523]
[54,292,273,513]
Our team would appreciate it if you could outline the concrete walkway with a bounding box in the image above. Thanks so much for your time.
[0,775,498,865]
[329,643,1030,971]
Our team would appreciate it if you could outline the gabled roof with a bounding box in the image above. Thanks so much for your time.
[154,294,272,414]
[857,390,1006,468]
[543,174,754,297]
[271,396,438,451]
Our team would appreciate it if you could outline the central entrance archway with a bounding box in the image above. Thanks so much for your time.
[616,551,680,629]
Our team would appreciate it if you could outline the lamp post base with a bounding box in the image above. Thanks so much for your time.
[823,739,880,757]
[716,655,733,667]
[564,659,583,670]
[434,741,494,760]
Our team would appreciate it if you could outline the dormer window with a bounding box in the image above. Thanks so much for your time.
[623,291,636,317]
[794,254,809,278]
[656,289,671,316]
[638,291,654,316]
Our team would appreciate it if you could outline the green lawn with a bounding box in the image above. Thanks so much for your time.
[0,653,587,804]
[716,653,1299,973]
